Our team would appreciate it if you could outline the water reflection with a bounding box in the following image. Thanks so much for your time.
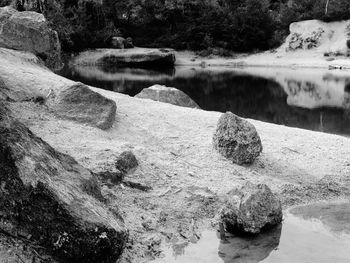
[152,228,281,263]
[57,63,350,135]
[289,202,350,235]
[218,225,281,263]
[152,202,350,263]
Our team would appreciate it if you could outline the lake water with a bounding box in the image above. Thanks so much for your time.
[57,62,350,136]
[152,202,350,263]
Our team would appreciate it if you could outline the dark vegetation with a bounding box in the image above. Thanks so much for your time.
[2,0,350,53]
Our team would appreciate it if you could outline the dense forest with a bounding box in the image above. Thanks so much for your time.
[2,0,350,53]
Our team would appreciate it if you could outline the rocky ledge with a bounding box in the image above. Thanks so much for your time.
[72,47,176,68]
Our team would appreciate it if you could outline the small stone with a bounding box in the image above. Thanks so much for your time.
[0,6,61,69]
[115,151,138,174]
[213,112,262,165]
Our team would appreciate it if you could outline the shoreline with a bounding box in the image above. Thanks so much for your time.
[1,47,350,262]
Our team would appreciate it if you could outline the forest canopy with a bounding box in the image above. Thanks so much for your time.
[2,0,350,53]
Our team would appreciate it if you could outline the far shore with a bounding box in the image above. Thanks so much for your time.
[175,50,350,70]
[65,47,350,70]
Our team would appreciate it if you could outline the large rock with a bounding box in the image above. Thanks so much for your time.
[281,19,350,56]
[0,103,127,262]
[220,183,282,235]
[51,83,117,130]
[213,112,262,165]
[0,6,61,69]
[72,48,176,68]
[135,84,200,109]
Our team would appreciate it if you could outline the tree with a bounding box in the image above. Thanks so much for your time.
[325,0,330,15]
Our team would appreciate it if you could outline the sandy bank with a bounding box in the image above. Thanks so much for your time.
[1,47,350,262]
[176,50,350,69]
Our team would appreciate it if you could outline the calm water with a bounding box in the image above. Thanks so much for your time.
[57,62,350,136]
[152,202,350,263]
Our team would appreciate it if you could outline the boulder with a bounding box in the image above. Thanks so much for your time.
[0,234,58,263]
[213,112,262,165]
[220,183,282,235]
[0,6,61,69]
[73,48,176,68]
[115,151,139,174]
[51,83,116,130]
[111,36,125,49]
[135,84,200,109]
[0,103,127,263]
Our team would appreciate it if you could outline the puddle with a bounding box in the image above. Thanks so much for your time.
[153,202,350,263]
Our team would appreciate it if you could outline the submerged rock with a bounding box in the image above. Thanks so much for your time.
[220,182,282,235]
[0,103,127,263]
[0,6,61,69]
[51,83,116,130]
[135,84,200,109]
[72,48,176,68]
[213,112,262,165]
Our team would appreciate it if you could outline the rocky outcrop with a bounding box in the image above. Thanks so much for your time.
[213,112,262,165]
[135,84,200,109]
[220,183,282,235]
[0,102,127,263]
[72,48,176,68]
[281,19,350,56]
[51,83,116,130]
[0,6,61,69]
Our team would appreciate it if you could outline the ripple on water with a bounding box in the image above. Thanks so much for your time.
[153,202,350,263]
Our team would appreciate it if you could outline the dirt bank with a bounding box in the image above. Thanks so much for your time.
[1,47,350,262]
